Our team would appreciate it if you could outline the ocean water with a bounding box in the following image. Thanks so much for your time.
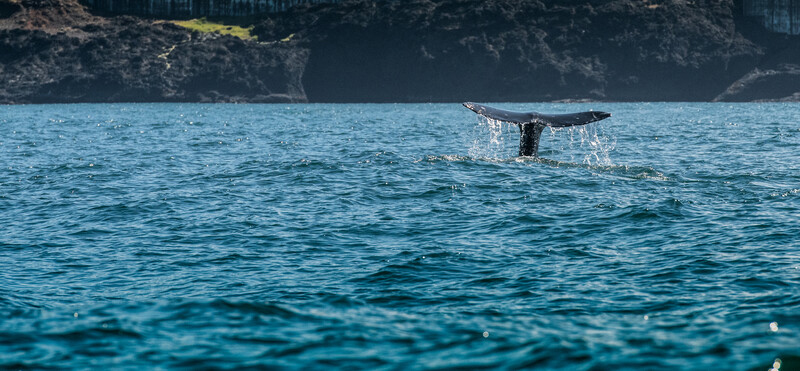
[1,103,798,370]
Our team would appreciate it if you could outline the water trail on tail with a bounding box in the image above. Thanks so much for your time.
[548,124,616,166]
[467,117,516,159]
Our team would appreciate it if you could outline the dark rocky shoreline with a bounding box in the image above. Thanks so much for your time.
[0,0,308,104]
[1,0,799,103]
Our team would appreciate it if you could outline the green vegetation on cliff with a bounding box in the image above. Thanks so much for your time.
[171,17,256,40]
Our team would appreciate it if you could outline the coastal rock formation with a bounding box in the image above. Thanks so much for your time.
[253,0,763,102]
[714,64,800,101]
[0,0,798,103]
[0,0,308,103]
[713,22,800,102]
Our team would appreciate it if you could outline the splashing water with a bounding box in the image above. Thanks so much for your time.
[467,117,516,159]
[547,124,616,166]
[466,116,615,164]
[576,123,616,166]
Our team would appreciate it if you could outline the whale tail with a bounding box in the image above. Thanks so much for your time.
[462,102,611,127]
[462,102,611,157]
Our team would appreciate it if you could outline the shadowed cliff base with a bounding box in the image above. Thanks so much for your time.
[713,13,800,102]
[1,0,800,103]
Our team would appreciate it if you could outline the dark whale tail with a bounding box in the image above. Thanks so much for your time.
[463,102,611,157]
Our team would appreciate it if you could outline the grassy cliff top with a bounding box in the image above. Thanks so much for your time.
[170,17,256,40]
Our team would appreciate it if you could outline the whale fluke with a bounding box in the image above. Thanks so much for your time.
[463,102,611,157]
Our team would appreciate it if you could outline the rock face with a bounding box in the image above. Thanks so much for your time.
[0,0,309,103]
[0,0,799,103]
[714,17,800,102]
[714,64,800,101]
[253,0,764,102]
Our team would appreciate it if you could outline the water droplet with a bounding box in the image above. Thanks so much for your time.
[771,358,782,371]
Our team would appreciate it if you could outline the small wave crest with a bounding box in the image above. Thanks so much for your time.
[419,153,668,181]
[535,159,670,181]
[417,154,513,164]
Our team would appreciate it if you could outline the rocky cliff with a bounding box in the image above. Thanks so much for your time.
[253,0,765,102]
[1,0,799,103]
[0,0,308,103]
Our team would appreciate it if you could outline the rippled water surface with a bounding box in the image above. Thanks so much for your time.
[1,103,799,370]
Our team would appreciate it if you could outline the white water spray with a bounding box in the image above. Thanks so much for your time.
[465,116,615,164]
[547,123,616,166]
[467,117,516,159]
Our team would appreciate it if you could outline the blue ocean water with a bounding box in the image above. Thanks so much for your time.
[0,103,798,370]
